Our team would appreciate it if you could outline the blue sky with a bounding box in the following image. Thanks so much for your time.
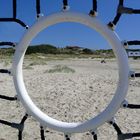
[0,0,140,50]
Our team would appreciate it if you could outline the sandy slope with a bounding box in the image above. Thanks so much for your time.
[0,58,140,140]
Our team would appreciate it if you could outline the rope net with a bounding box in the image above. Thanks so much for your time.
[0,0,140,139]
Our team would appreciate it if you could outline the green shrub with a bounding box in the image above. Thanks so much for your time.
[26,44,58,54]
[45,65,75,73]
[82,48,93,54]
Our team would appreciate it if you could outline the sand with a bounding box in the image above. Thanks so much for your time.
[0,58,140,140]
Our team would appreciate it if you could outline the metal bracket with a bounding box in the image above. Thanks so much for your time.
[121,100,129,108]
[129,71,135,79]
[89,10,98,17]
[91,131,98,140]
[108,22,116,30]
[65,133,71,140]
[121,40,128,49]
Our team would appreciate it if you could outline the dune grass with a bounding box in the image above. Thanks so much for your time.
[45,65,75,73]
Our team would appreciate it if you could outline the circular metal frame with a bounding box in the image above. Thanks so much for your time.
[12,11,129,133]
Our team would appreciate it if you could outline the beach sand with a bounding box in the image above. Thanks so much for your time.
[0,58,140,140]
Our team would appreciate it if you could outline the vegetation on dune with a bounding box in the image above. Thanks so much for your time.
[45,65,75,73]
[0,48,14,58]
[0,44,115,59]
[26,44,58,54]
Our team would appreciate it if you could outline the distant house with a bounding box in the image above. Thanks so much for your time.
[66,46,83,51]
[127,49,140,58]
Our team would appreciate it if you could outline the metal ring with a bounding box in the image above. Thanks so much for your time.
[12,11,129,133]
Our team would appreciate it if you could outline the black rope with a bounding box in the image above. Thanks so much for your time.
[119,0,124,5]
[110,121,140,139]
[0,119,24,131]
[93,0,97,12]
[0,18,14,22]
[110,121,122,135]
[63,0,68,10]
[18,114,28,140]
[18,131,22,140]
[0,0,28,29]
[118,6,133,14]
[127,40,140,46]
[63,0,68,6]
[0,114,29,140]
[108,0,140,29]
[127,104,140,109]
[0,119,12,126]
[20,114,28,124]
[130,73,140,78]
[108,15,121,29]
[13,0,17,19]
[0,69,11,74]
[89,0,97,16]
[0,42,16,47]
[0,95,17,101]
[118,6,140,14]
[14,19,28,29]
[0,18,28,29]
[133,9,140,14]
[40,126,45,140]
[132,132,140,137]
[108,0,124,29]
[135,73,140,77]
[65,134,70,140]
[36,0,41,18]
[93,134,97,140]
[91,132,98,140]
[118,132,140,140]
[113,14,122,26]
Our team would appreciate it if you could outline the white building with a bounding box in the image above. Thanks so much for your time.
[128,51,140,57]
